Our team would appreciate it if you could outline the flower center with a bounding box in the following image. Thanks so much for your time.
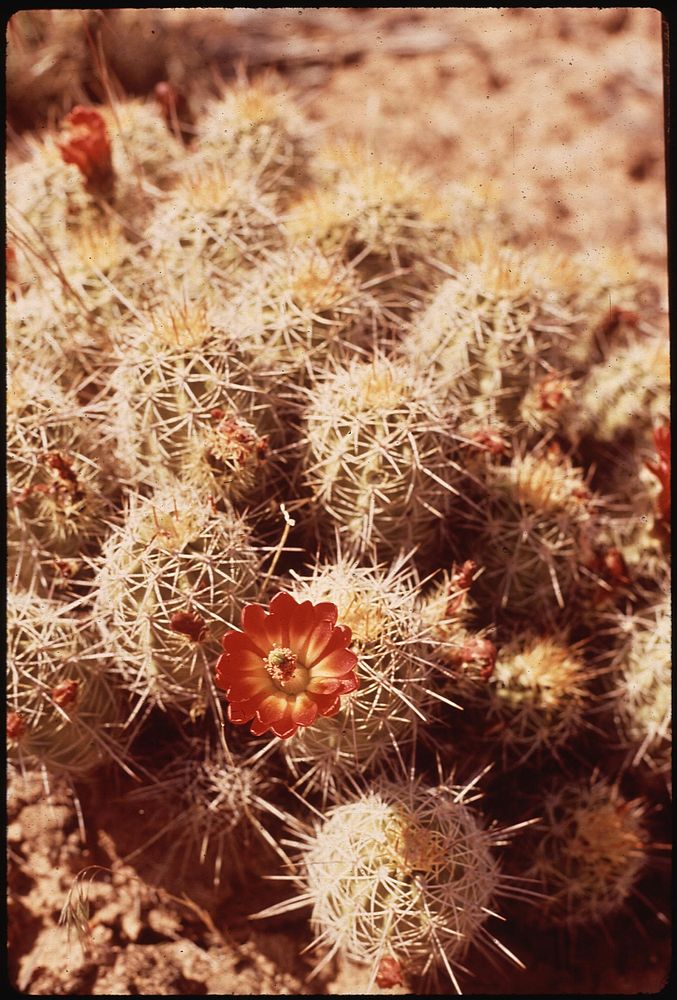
[264,646,309,694]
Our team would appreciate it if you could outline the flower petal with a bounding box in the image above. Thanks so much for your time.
[221,630,264,656]
[241,604,278,652]
[316,625,353,659]
[269,592,299,618]
[227,697,260,724]
[312,602,339,627]
[221,672,275,700]
[337,673,359,694]
[312,647,358,678]
[291,693,319,727]
[255,693,289,725]
[306,676,344,695]
[319,696,342,718]
[305,620,335,667]
[216,647,266,686]
[288,600,317,660]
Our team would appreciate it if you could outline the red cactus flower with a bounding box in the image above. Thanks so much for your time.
[170,609,208,643]
[645,422,671,524]
[57,106,114,194]
[376,955,403,989]
[216,593,359,739]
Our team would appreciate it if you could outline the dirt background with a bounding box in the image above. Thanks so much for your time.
[6,7,671,996]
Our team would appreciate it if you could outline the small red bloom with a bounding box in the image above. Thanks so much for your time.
[376,955,403,989]
[51,679,79,709]
[170,610,208,643]
[645,422,671,524]
[446,559,477,615]
[449,636,497,680]
[216,593,359,739]
[7,712,27,743]
[471,428,509,457]
[57,106,114,195]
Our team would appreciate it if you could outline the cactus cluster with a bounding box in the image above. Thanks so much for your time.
[523,778,649,927]
[264,778,510,991]
[6,74,669,994]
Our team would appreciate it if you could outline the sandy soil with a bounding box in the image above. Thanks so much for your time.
[6,7,670,995]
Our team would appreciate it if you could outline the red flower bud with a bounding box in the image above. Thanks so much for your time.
[645,422,671,524]
[51,679,80,709]
[7,712,27,743]
[57,106,114,196]
[170,610,208,643]
[472,428,509,456]
[376,955,403,989]
[449,637,497,679]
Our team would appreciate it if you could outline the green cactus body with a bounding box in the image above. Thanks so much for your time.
[126,740,277,890]
[609,599,671,776]
[100,99,185,190]
[551,247,660,368]
[282,557,436,797]
[7,590,127,777]
[7,281,104,394]
[94,483,259,717]
[286,147,452,292]
[464,450,597,616]
[288,779,505,988]
[111,296,277,503]
[6,101,171,252]
[524,779,648,927]
[304,357,461,558]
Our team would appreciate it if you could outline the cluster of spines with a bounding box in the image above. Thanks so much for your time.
[94,482,260,719]
[522,777,650,927]
[260,776,521,992]
[302,355,464,559]
[6,589,131,778]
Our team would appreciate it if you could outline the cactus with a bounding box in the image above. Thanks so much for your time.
[523,778,649,927]
[454,631,592,766]
[99,98,185,190]
[399,242,583,423]
[281,555,438,798]
[145,152,284,296]
[198,75,313,200]
[7,362,118,592]
[7,589,129,778]
[222,246,386,413]
[110,292,277,503]
[265,777,514,991]
[286,146,452,295]
[303,356,462,558]
[547,247,661,368]
[94,482,260,718]
[572,336,670,447]
[124,738,280,891]
[7,100,172,251]
[606,598,671,778]
[460,446,598,617]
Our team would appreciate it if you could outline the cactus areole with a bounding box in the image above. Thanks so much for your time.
[215,593,359,738]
